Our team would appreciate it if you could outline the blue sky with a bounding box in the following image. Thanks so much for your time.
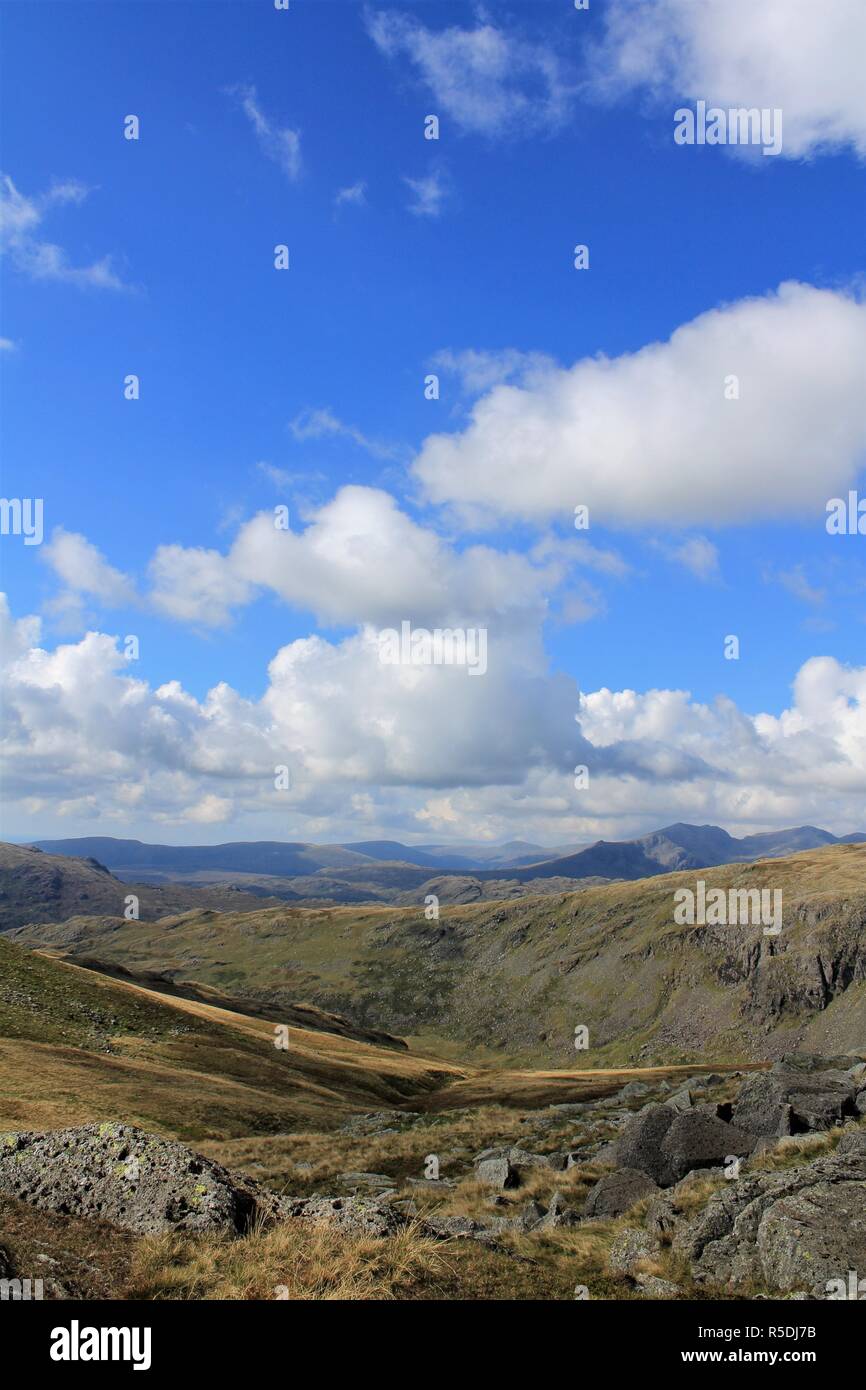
[2,0,865,845]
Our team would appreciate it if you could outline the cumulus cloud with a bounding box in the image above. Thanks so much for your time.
[593,0,866,161]
[366,9,574,137]
[227,84,301,180]
[42,530,136,607]
[148,485,574,631]
[0,174,125,289]
[413,282,866,528]
[3,591,865,841]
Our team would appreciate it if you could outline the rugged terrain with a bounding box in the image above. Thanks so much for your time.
[12,842,866,1067]
[2,841,864,1301]
[0,842,287,931]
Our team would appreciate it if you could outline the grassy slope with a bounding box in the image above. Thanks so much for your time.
[0,937,464,1141]
[14,843,866,1067]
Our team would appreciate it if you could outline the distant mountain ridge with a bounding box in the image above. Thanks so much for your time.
[26,822,866,886]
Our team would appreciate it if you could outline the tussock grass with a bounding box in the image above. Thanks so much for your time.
[128,1219,450,1301]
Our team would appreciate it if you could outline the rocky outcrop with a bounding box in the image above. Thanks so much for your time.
[673,1148,866,1296]
[732,1056,860,1138]
[0,1123,285,1236]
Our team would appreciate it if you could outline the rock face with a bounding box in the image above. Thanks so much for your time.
[0,1123,283,1236]
[673,1150,866,1296]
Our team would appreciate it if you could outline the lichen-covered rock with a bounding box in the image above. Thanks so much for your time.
[0,1123,283,1235]
[538,1191,580,1229]
[673,1149,866,1296]
[634,1273,681,1298]
[283,1195,404,1238]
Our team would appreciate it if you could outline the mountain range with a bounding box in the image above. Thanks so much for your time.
[26,823,866,893]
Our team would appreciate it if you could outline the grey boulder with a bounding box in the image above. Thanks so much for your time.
[584,1168,659,1218]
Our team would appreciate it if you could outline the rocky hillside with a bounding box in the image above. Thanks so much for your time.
[12,842,866,1067]
[0,1055,863,1300]
[0,842,289,931]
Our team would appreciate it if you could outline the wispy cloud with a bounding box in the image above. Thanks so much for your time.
[768,563,827,606]
[656,535,721,581]
[366,10,575,137]
[227,84,302,180]
[335,181,367,210]
[289,407,402,461]
[0,174,126,289]
[404,169,448,218]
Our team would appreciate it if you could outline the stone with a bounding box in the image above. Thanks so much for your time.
[668,1088,693,1112]
[538,1192,579,1229]
[634,1273,681,1298]
[732,1066,856,1138]
[660,1111,757,1184]
[474,1155,519,1189]
[0,1123,283,1236]
[584,1168,659,1218]
[609,1105,677,1185]
[673,1149,866,1297]
[284,1195,404,1239]
[836,1127,866,1155]
[608,1227,661,1276]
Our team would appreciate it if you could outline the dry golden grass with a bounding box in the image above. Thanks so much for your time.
[127,1218,450,1301]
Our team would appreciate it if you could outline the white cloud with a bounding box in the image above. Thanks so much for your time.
[431,347,555,394]
[3,590,865,842]
[0,337,18,352]
[413,282,866,528]
[42,529,136,608]
[149,545,255,627]
[256,461,294,489]
[147,485,573,631]
[0,174,125,289]
[228,84,301,180]
[593,0,866,161]
[403,170,448,218]
[367,10,574,137]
